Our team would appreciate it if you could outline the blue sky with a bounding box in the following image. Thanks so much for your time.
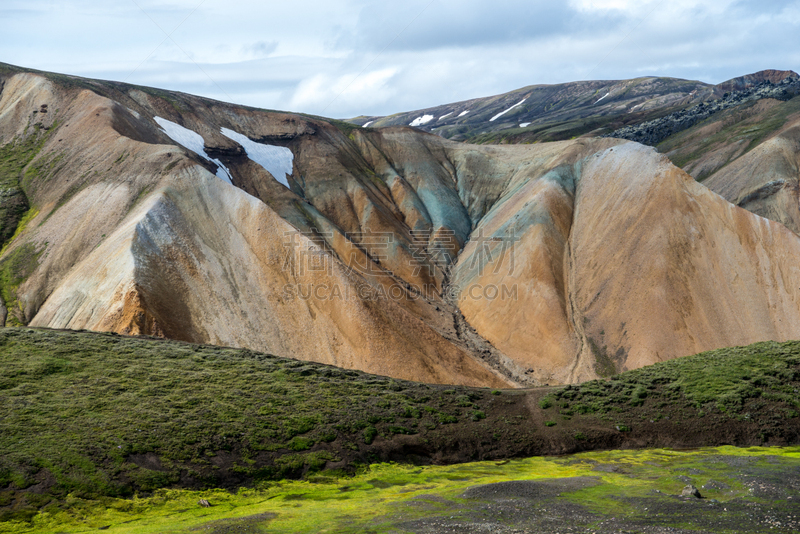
[1,0,799,118]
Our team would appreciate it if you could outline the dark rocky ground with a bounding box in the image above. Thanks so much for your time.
[605,76,800,146]
[183,449,800,533]
[392,455,800,534]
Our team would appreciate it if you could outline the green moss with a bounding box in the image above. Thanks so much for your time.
[287,437,314,451]
[588,337,617,378]
[363,426,377,444]
[0,135,44,248]
[2,445,795,533]
[470,410,486,421]
[0,242,43,324]
[0,327,798,528]
[550,340,800,418]
[21,148,64,190]
[138,87,187,114]
[0,208,38,257]
[0,328,510,512]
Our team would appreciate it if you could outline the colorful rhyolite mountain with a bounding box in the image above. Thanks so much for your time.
[2,62,800,387]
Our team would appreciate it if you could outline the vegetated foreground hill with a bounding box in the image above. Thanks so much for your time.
[4,62,800,386]
[0,328,798,523]
[349,70,797,143]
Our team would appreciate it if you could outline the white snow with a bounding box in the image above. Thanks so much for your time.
[438,112,453,121]
[220,128,294,189]
[490,98,527,122]
[154,116,233,184]
[520,122,531,128]
[458,110,470,117]
[409,114,435,127]
[362,121,374,128]
[594,92,610,105]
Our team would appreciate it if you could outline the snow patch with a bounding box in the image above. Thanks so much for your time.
[594,92,610,105]
[520,122,531,128]
[438,112,453,121]
[362,121,374,128]
[458,110,470,117]
[490,98,527,122]
[220,128,294,189]
[154,116,233,184]
[409,114,435,127]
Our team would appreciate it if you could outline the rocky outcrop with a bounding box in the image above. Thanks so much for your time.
[606,76,800,146]
[715,69,798,94]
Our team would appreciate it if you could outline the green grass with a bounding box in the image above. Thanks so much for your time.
[1,329,800,529]
[0,328,517,519]
[0,243,43,325]
[541,340,800,417]
[1,446,797,533]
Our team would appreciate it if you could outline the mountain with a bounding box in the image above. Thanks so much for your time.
[353,70,800,238]
[650,80,800,235]
[349,70,798,144]
[3,62,800,387]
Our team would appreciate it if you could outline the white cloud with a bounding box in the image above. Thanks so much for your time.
[0,0,798,118]
[289,68,399,117]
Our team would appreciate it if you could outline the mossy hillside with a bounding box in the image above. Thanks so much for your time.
[464,115,621,145]
[0,242,43,326]
[0,119,59,323]
[1,329,800,527]
[1,446,798,533]
[0,129,50,248]
[0,328,538,521]
[541,340,800,425]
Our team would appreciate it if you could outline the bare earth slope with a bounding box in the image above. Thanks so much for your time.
[3,62,800,386]
[657,95,800,236]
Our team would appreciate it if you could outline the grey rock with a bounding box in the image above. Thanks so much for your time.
[604,76,800,146]
[681,485,702,498]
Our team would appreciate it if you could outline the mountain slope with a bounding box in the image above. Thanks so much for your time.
[650,91,800,237]
[3,63,800,386]
[351,76,714,143]
[350,70,798,144]
[353,67,800,243]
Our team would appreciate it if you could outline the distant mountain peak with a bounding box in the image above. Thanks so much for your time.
[715,69,799,93]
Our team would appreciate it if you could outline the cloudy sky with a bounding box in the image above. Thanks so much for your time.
[2,0,799,118]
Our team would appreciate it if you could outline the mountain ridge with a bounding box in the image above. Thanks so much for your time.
[349,69,799,144]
